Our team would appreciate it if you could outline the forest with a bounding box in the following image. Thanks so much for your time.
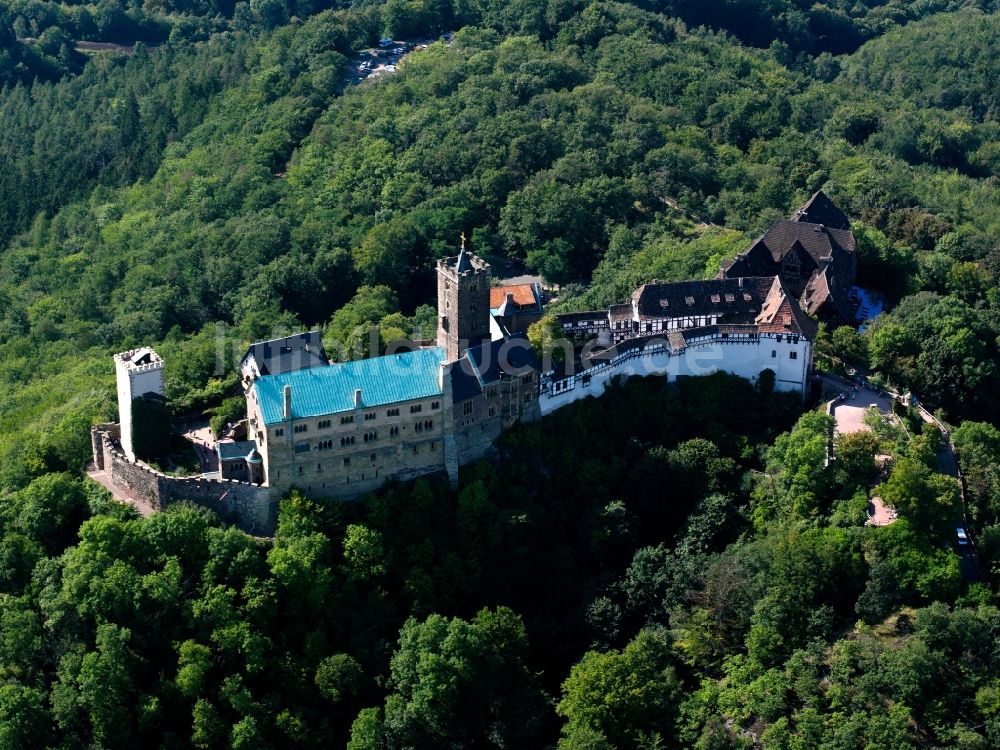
[2,0,1000,746]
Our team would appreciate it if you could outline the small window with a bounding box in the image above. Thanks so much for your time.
[790,351,798,360]
[371,453,376,463]
[523,393,532,402]
[274,428,284,437]
[297,466,303,475]
[488,405,496,417]
[386,408,400,417]
[743,293,753,301]
[771,350,777,358]
[685,296,695,305]
[431,401,439,410]
[365,412,376,421]
[317,419,331,429]
[724,294,735,302]
[711,294,720,303]
[463,401,473,416]
[410,404,423,414]
[295,442,310,454]
[390,426,399,437]
[317,463,323,472]
[341,415,354,425]
[343,458,350,467]
[293,424,308,434]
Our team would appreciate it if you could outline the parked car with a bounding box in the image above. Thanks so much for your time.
[957,527,970,546]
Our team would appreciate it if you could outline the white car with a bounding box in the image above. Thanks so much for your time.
[957,527,970,546]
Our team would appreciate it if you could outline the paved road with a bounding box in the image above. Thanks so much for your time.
[180,420,219,474]
[819,374,983,580]
[827,381,897,527]
[830,386,894,435]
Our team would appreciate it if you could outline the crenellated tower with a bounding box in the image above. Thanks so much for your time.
[436,234,491,362]
[114,347,165,461]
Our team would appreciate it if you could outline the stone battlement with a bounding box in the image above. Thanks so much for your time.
[91,425,276,535]
[437,253,490,276]
[115,348,165,374]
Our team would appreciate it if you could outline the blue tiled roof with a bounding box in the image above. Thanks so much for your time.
[254,347,446,425]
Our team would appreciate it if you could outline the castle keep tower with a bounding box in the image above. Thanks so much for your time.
[437,236,491,361]
[114,348,165,461]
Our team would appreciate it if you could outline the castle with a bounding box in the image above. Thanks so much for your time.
[92,194,856,534]
[718,191,857,324]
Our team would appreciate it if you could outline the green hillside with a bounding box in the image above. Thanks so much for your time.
[0,1,1000,747]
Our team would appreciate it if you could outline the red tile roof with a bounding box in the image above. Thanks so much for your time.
[490,284,538,309]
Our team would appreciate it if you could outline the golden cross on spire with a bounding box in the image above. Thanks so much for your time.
[460,231,466,251]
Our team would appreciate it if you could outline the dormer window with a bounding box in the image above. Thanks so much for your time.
[685,296,695,305]
[659,299,669,309]
[725,294,735,302]
[710,294,720,304]
[743,293,752,301]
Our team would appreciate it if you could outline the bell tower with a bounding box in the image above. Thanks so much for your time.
[437,233,491,362]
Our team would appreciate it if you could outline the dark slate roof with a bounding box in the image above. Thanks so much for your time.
[217,440,258,462]
[455,248,473,273]
[450,334,538,402]
[758,220,856,263]
[801,266,851,323]
[241,331,328,378]
[793,190,850,231]
[630,277,775,321]
[609,304,633,321]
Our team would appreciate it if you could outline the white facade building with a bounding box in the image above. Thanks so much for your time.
[547,276,816,414]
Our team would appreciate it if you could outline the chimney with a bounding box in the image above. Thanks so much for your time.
[355,388,362,408]
[283,384,292,419]
[738,277,743,288]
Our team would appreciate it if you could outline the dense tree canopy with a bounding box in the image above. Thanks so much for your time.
[0,0,999,746]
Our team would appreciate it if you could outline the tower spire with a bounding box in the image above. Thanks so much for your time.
[455,232,473,273]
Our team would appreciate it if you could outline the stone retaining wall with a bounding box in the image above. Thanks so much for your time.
[91,425,276,535]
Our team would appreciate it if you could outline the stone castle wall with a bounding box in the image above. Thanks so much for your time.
[92,426,276,536]
[456,418,503,465]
